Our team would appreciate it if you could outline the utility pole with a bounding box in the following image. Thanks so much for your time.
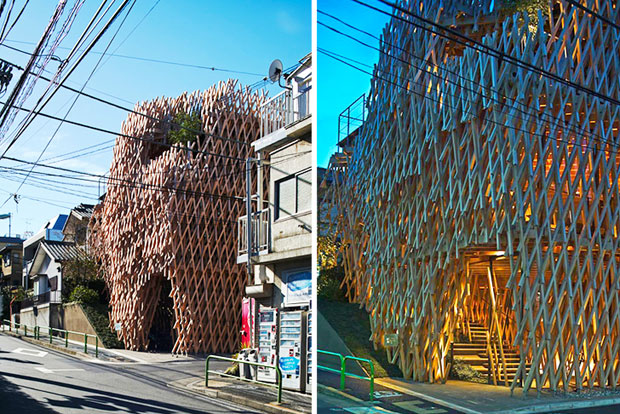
[0,213,10,237]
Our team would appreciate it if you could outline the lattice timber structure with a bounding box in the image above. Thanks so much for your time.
[90,80,263,354]
[324,0,620,394]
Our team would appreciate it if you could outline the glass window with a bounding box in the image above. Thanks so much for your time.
[276,175,296,219]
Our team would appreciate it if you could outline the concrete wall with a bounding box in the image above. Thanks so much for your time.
[63,302,104,346]
[19,303,62,330]
[270,137,312,255]
[18,302,104,347]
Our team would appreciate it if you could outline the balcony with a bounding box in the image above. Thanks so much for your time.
[260,88,311,138]
[237,207,270,263]
[20,290,61,309]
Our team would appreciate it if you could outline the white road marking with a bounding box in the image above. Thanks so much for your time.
[344,408,398,413]
[35,367,85,374]
[374,390,402,399]
[12,348,48,357]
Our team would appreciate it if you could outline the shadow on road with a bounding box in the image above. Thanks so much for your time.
[3,371,258,413]
[0,374,58,413]
[0,356,42,364]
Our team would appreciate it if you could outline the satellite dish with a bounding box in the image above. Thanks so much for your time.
[268,59,283,83]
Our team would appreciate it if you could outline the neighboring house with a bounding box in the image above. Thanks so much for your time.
[238,53,312,393]
[62,203,94,248]
[22,214,67,293]
[28,240,85,302]
[0,240,24,287]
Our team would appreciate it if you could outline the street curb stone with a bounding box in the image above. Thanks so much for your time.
[167,378,308,414]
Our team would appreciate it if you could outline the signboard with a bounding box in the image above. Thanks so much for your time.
[114,322,122,331]
[384,333,398,347]
[279,356,300,373]
[284,270,311,306]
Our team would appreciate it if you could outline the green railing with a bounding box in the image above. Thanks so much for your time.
[2,319,98,357]
[317,349,375,401]
[205,355,282,404]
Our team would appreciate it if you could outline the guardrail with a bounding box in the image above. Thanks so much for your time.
[1,319,98,357]
[317,349,375,401]
[205,355,282,404]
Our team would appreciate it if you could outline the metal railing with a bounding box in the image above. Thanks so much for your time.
[238,207,270,257]
[1,319,98,357]
[337,94,366,151]
[205,355,282,404]
[260,88,312,137]
[317,349,375,401]
[19,290,61,309]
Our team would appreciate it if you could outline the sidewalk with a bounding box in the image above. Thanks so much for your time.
[375,377,620,414]
[168,375,312,414]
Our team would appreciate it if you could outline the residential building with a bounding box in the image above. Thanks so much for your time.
[239,53,312,392]
[324,0,620,394]
[0,239,24,287]
[62,203,94,249]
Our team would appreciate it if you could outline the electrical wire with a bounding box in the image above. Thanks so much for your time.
[355,0,620,108]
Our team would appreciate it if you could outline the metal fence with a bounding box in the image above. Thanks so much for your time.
[317,349,375,401]
[2,319,99,357]
[205,355,283,403]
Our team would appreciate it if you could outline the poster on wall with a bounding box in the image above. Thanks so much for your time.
[284,270,311,307]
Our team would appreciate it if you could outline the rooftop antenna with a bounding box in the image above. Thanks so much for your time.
[0,213,11,237]
[268,59,292,90]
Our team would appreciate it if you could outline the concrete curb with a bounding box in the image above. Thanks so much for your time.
[374,378,483,414]
[492,397,620,414]
[0,330,94,361]
[375,378,620,414]
[167,379,307,414]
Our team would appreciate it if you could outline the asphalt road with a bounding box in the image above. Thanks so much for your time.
[317,370,464,414]
[0,333,262,413]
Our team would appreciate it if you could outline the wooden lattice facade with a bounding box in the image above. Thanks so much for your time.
[324,0,620,393]
[90,80,262,354]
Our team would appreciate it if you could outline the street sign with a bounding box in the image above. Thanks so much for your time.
[384,333,398,347]
[114,322,121,331]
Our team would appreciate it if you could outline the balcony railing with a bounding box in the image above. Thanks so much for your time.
[238,208,270,258]
[260,87,312,137]
[20,290,61,309]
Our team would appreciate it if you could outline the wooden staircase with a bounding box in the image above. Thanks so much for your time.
[452,322,527,385]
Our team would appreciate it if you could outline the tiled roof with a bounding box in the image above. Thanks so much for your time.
[41,240,86,262]
[72,203,95,220]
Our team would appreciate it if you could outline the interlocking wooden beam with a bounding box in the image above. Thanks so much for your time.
[90,80,263,354]
[324,0,620,393]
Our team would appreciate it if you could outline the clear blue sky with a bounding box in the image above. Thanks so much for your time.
[0,0,310,238]
[317,0,390,167]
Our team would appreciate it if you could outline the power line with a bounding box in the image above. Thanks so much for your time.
[0,101,248,162]
[319,48,620,158]
[564,0,620,33]
[2,1,139,210]
[1,0,133,158]
[317,18,619,155]
[355,0,620,108]
[3,38,266,76]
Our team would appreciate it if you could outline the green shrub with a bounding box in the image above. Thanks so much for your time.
[167,111,202,146]
[81,303,124,349]
[69,286,99,305]
[317,266,346,301]
[449,358,487,384]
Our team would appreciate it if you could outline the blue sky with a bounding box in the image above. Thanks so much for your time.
[317,0,390,167]
[0,0,310,237]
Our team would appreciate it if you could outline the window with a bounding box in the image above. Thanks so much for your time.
[275,169,311,220]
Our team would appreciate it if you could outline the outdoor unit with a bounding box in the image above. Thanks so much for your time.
[278,310,306,392]
[257,306,278,383]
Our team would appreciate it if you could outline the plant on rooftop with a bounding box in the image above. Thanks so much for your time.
[167,111,203,146]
